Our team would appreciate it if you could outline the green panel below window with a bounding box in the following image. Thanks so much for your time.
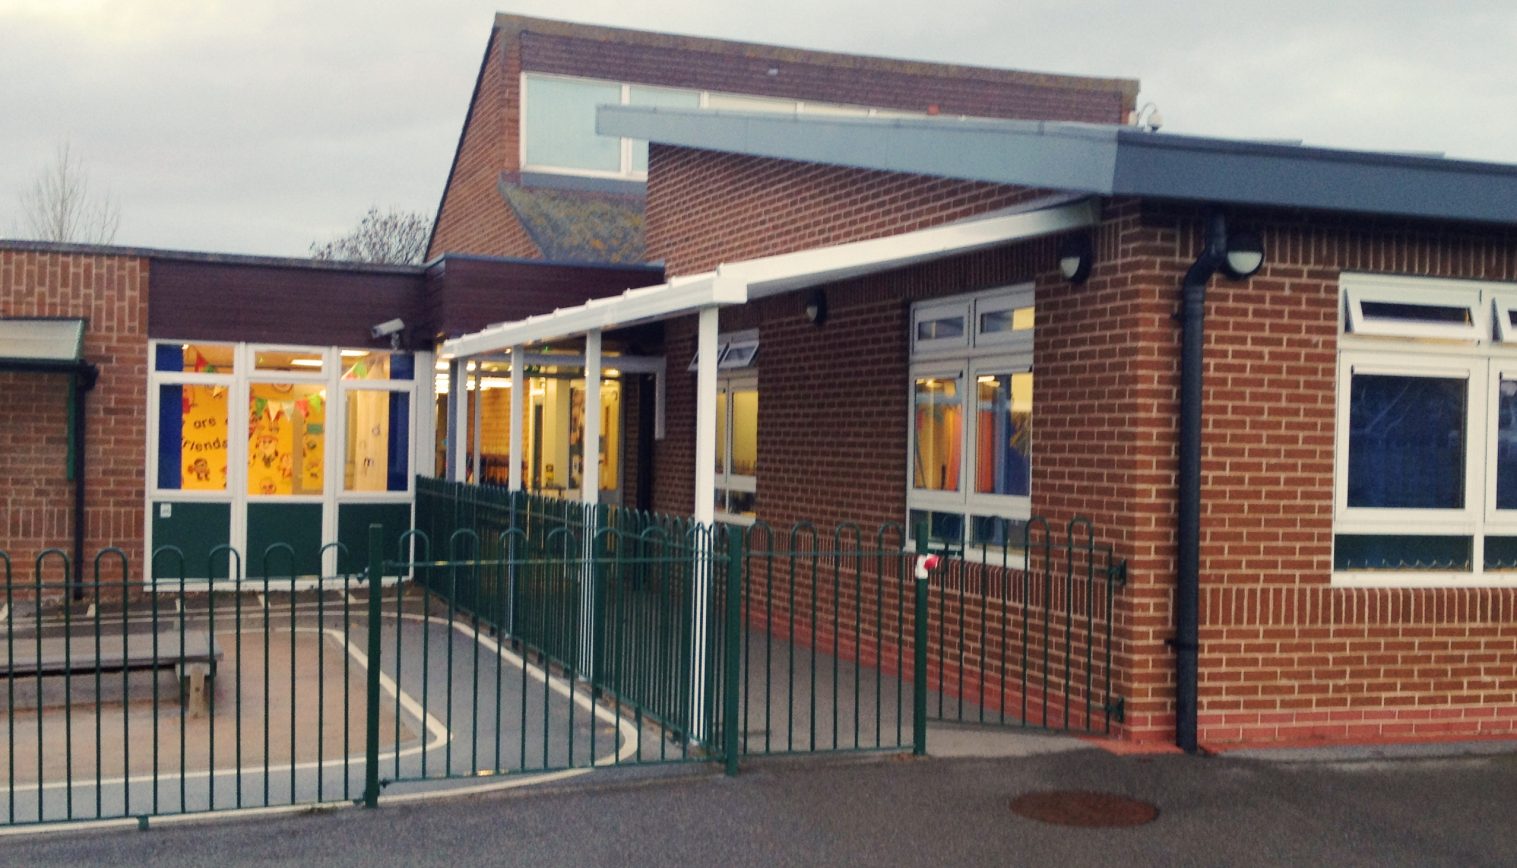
[1484,536,1517,571]
[247,502,324,578]
[151,501,231,580]
[1333,534,1472,571]
[337,502,415,576]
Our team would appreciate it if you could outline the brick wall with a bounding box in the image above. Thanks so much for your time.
[643,141,1517,746]
[514,20,1136,122]
[0,250,149,586]
[647,145,1051,276]
[429,14,1137,261]
[1180,207,1517,745]
[427,29,541,260]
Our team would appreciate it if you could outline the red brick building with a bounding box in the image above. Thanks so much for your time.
[0,243,655,585]
[7,14,1515,753]
[441,60,1517,750]
[426,13,1137,262]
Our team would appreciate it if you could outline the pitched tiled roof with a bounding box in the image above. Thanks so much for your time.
[500,183,647,264]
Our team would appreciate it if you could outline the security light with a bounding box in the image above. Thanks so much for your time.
[804,289,828,326]
[1057,234,1093,284]
[1223,231,1265,279]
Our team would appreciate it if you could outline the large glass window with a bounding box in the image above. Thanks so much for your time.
[524,76,623,172]
[154,343,235,492]
[908,286,1034,553]
[913,374,962,492]
[716,377,758,521]
[247,383,326,496]
[344,390,410,492]
[1346,373,1466,510]
[1333,272,1517,584]
[974,372,1032,498]
[157,383,230,491]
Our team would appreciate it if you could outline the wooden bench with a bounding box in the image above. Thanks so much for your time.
[0,630,223,717]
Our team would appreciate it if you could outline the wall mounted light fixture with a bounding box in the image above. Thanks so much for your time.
[1057,234,1094,284]
[804,289,828,326]
[1222,230,1265,279]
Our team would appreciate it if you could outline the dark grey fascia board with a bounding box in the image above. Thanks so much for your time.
[598,106,1119,194]
[601,106,1517,226]
[1110,129,1517,224]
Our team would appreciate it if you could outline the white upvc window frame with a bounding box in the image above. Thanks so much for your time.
[1333,272,1517,587]
[966,355,1034,518]
[1483,362,1517,535]
[1342,273,1482,342]
[336,371,419,500]
[148,342,239,501]
[147,340,421,585]
[911,300,971,356]
[906,284,1035,553]
[908,361,968,514]
[973,293,1035,352]
[1332,352,1483,534]
[1492,294,1517,344]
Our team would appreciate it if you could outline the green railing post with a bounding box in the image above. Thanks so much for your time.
[723,524,744,776]
[363,523,384,809]
[913,524,929,757]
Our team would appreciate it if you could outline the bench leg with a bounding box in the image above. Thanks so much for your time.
[181,664,211,718]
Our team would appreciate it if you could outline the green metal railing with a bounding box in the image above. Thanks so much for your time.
[922,518,1126,734]
[0,480,1122,829]
[0,545,367,827]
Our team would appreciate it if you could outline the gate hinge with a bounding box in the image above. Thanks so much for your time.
[1104,697,1126,724]
[1106,559,1127,587]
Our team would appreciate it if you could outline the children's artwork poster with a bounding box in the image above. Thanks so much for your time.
[180,385,229,490]
[568,387,585,490]
[247,385,325,495]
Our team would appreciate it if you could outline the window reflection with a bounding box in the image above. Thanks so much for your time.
[975,372,1032,497]
[913,376,962,491]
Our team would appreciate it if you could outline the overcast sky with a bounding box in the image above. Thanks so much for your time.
[5,0,1516,257]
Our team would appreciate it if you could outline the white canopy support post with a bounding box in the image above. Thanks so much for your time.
[654,358,667,440]
[693,307,719,526]
[471,363,483,486]
[447,357,467,482]
[689,305,721,740]
[582,330,602,509]
[508,345,524,492]
[579,330,603,676]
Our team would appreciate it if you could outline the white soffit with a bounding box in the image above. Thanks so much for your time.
[0,318,86,362]
[441,197,1098,359]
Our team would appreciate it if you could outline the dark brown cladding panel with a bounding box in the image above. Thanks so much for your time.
[148,259,427,349]
[149,256,665,350]
[424,257,664,341]
[519,31,1132,124]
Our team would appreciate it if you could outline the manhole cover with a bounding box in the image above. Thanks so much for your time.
[1009,790,1159,828]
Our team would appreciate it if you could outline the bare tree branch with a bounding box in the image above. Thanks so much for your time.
[310,207,431,264]
[19,142,121,245]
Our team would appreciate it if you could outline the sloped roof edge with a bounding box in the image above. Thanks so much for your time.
[600,106,1517,225]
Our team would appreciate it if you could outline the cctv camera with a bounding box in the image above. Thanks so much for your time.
[370,318,405,339]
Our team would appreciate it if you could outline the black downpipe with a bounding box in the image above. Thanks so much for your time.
[635,373,656,511]
[1176,212,1229,753]
[71,366,98,601]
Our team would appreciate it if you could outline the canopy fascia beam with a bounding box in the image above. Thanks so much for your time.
[736,197,1099,299]
[443,274,745,360]
[441,197,1097,362]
